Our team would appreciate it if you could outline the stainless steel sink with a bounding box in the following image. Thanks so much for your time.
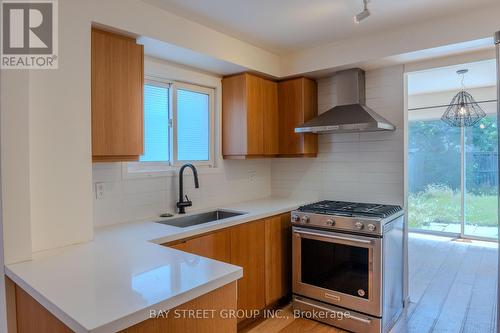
[155,210,246,228]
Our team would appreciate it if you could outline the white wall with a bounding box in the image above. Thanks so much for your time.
[272,66,405,206]
[1,70,33,264]
[92,58,272,227]
[0,118,6,333]
[27,0,93,254]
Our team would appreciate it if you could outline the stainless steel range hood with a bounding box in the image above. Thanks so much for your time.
[295,68,396,134]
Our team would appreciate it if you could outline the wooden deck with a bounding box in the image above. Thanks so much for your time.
[242,233,498,333]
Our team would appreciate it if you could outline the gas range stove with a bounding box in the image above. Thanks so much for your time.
[291,200,405,332]
[291,200,403,236]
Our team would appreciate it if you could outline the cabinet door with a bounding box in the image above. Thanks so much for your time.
[230,220,266,315]
[261,79,279,155]
[222,74,247,156]
[169,229,231,263]
[278,78,318,156]
[265,213,292,305]
[91,28,144,161]
[245,74,265,155]
[278,78,303,155]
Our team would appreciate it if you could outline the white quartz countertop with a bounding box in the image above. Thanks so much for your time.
[5,197,307,333]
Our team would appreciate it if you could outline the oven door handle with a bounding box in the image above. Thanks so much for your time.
[293,228,374,245]
[294,298,372,324]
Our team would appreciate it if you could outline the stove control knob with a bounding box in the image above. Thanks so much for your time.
[367,224,376,232]
[354,222,364,230]
[291,215,300,223]
[301,216,310,224]
[326,219,336,226]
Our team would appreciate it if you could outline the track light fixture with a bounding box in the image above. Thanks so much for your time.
[354,0,370,24]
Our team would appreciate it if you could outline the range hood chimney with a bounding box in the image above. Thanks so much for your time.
[295,68,396,134]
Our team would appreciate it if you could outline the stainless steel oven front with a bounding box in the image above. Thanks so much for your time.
[292,226,382,317]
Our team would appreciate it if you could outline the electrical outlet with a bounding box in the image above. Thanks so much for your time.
[248,171,257,182]
[95,182,105,200]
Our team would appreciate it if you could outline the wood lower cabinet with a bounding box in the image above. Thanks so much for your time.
[164,213,292,320]
[91,28,144,162]
[222,73,278,159]
[169,229,231,263]
[264,213,292,305]
[278,77,318,157]
[120,282,237,333]
[229,220,266,316]
[6,276,237,333]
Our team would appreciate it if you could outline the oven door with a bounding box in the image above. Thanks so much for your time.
[292,226,382,317]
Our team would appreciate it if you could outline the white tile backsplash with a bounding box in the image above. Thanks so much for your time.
[271,65,405,206]
[93,159,271,227]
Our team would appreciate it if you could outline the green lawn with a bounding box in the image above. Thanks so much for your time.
[409,185,497,228]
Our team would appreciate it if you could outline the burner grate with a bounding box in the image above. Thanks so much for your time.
[298,200,402,218]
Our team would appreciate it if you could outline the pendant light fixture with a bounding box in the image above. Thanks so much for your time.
[441,69,486,127]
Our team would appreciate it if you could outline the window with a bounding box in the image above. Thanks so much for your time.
[173,83,214,164]
[128,78,215,175]
[140,82,170,162]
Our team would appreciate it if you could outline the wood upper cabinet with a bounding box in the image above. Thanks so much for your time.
[264,213,292,305]
[169,229,231,263]
[229,220,266,316]
[278,77,318,156]
[222,73,278,158]
[91,28,144,162]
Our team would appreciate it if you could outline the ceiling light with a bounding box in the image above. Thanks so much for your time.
[354,0,370,24]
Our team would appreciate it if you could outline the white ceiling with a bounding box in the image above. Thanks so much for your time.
[143,0,497,54]
[407,59,497,95]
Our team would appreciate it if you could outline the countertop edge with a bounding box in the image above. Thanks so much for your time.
[91,269,243,333]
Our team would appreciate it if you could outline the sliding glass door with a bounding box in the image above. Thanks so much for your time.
[408,116,462,235]
[464,113,498,239]
[408,107,498,240]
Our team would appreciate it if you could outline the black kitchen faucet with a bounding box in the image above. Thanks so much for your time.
[176,163,199,214]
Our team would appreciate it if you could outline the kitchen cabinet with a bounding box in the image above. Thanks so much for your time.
[163,213,291,322]
[278,77,318,156]
[264,213,292,305]
[91,28,144,162]
[222,73,278,158]
[222,73,318,159]
[229,220,266,317]
[169,229,231,263]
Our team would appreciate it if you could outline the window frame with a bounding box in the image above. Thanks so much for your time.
[171,81,215,167]
[125,76,216,178]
